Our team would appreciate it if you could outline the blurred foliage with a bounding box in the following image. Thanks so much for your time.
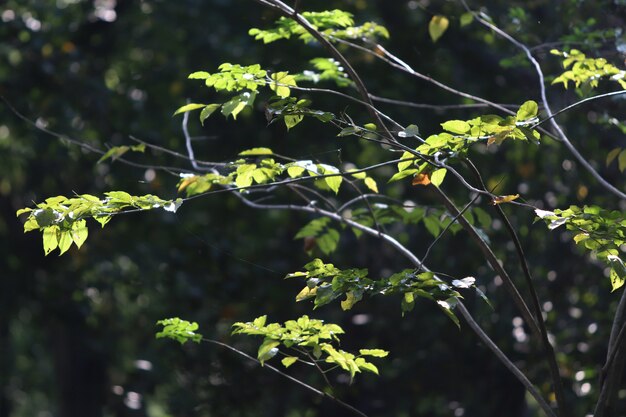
[1,1,626,417]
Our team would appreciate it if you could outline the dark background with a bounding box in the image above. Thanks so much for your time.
[1,0,626,416]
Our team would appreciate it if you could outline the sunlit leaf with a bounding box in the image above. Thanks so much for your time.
[359,349,389,358]
[239,147,274,156]
[281,356,298,368]
[430,168,447,188]
[429,15,449,42]
[516,100,538,122]
[70,219,88,248]
[491,194,520,205]
[611,268,625,292]
[43,226,59,255]
[441,120,469,134]
[364,177,378,193]
[57,231,73,255]
[200,104,221,125]
[173,103,207,116]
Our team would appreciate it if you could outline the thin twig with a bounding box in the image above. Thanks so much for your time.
[463,158,567,412]
[433,187,542,339]
[234,191,555,417]
[202,338,369,417]
[459,0,626,201]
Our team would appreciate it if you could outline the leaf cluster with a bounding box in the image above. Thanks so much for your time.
[286,259,483,326]
[551,49,626,90]
[232,314,388,379]
[536,206,626,291]
[17,192,182,255]
[156,318,203,345]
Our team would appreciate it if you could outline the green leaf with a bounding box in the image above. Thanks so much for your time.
[222,91,257,120]
[188,71,210,79]
[281,356,298,368]
[388,169,418,183]
[516,100,538,122]
[317,229,340,255]
[97,146,129,164]
[340,291,358,310]
[43,226,59,255]
[607,148,622,166]
[325,175,342,194]
[285,114,304,130]
[239,147,274,156]
[363,123,377,131]
[57,231,73,255]
[441,120,470,134]
[364,177,378,193]
[257,338,280,364]
[156,317,203,344]
[430,168,447,188]
[200,104,221,125]
[16,208,33,217]
[611,268,625,292]
[359,349,389,358]
[70,219,88,248]
[429,15,449,42]
[270,71,297,98]
[423,216,441,237]
[287,166,306,178]
[173,103,207,116]
[619,150,626,172]
[355,358,379,375]
[460,12,474,27]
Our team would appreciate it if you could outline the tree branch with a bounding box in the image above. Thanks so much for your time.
[202,337,369,417]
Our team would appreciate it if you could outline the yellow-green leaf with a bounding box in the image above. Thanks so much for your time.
[239,147,273,156]
[43,226,59,255]
[359,349,389,357]
[618,150,626,172]
[441,120,470,134]
[58,231,73,255]
[188,71,210,79]
[516,100,538,122]
[364,177,378,193]
[325,175,342,194]
[270,72,297,98]
[200,104,221,125]
[611,268,625,292]
[460,12,474,27]
[355,358,379,375]
[607,148,622,166]
[491,194,520,205]
[281,356,298,368]
[397,151,415,172]
[430,168,447,188]
[340,292,358,311]
[429,15,449,42]
[287,166,306,178]
[173,103,207,116]
[70,219,88,248]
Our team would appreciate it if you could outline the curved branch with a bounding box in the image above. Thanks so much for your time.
[233,192,555,417]
[459,0,626,201]
[463,158,567,411]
